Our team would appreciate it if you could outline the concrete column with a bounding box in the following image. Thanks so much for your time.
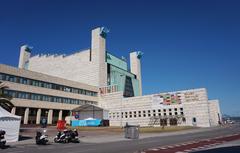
[130,51,143,96]
[18,45,32,69]
[47,109,53,124]
[36,108,41,124]
[11,107,16,115]
[23,108,29,124]
[58,110,62,120]
[91,27,108,87]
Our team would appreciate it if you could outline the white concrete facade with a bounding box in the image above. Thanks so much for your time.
[0,64,98,124]
[130,52,143,96]
[25,28,107,87]
[209,99,222,126]
[99,88,221,127]
[1,27,222,127]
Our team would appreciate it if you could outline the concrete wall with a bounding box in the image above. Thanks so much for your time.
[182,88,211,127]
[209,99,222,126]
[18,45,31,69]
[27,27,108,87]
[28,50,100,87]
[99,88,212,127]
[130,52,142,96]
[0,64,98,110]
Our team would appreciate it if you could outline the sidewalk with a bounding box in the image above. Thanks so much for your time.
[8,125,226,146]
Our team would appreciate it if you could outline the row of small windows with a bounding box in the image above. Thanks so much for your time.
[3,89,96,105]
[109,108,184,119]
[0,73,98,97]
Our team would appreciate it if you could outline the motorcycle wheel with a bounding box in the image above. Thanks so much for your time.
[54,138,57,143]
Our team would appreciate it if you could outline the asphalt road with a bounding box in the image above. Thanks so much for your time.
[2,124,240,153]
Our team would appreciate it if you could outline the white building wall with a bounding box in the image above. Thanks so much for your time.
[99,88,212,127]
[26,27,108,87]
[28,50,100,86]
[182,88,211,127]
[130,52,142,96]
[209,99,222,126]
[18,45,31,69]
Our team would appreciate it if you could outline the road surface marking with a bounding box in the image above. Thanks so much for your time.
[184,149,192,152]
[150,148,159,151]
[7,151,24,153]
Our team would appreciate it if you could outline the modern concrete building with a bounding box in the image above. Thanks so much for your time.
[0,64,98,124]
[0,27,222,127]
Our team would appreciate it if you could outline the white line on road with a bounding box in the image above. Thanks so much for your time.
[6,151,24,153]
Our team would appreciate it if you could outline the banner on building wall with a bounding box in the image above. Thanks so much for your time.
[152,91,200,108]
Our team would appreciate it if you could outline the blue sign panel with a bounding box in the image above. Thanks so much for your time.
[71,119,102,127]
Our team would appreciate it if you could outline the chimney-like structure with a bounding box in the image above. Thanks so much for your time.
[130,51,143,96]
[18,45,32,69]
[91,27,108,87]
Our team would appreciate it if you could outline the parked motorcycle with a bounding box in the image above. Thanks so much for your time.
[35,129,48,145]
[54,130,69,143]
[0,130,6,149]
[69,129,80,143]
[54,129,79,143]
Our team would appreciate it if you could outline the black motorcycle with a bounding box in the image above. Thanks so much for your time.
[0,130,6,149]
[35,129,48,145]
[69,129,80,143]
[54,129,79,143]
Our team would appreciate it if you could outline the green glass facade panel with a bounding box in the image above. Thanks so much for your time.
[132,78,140,96]
[109,65,140,96]
[106,53,128,71]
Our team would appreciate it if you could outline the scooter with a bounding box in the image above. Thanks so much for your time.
[0,130,6,149]
[35,129,48,145]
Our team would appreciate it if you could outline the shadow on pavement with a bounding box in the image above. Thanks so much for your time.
[19,135,33,141]
[196,146,240,153]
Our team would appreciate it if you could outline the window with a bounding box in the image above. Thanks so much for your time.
[0,73,97,97]
[192,117,197,123]
[0,74,3,80]
[123,76,134,97]
[4,89,96,105]
[158,109,161,112]
[174,108,177,111]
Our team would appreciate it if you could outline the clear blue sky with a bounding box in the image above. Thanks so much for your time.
[0,0,239,116]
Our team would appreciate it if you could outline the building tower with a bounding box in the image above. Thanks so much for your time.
[91,27,108,87]
[18,45,32,69]
[130,51,143,96]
